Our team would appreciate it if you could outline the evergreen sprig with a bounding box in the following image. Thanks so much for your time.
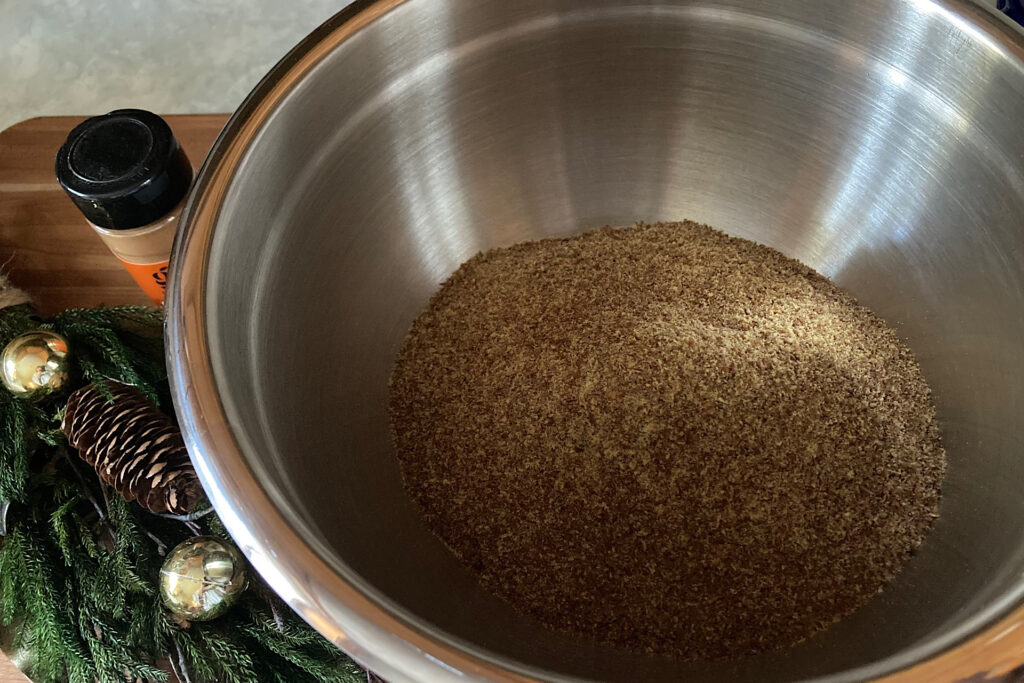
[0,305,365,683]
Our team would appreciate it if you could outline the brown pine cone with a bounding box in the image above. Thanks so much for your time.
[61,382,203,515]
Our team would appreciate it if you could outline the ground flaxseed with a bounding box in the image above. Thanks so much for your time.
[388,221,945,659]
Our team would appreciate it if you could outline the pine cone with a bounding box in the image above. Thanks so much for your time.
[61,382,203,515]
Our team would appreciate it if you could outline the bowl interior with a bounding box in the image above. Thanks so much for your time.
[200,1,1024,680]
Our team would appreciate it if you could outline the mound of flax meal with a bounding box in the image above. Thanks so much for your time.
[389,221,945,659]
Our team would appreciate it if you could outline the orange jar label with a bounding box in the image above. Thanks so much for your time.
[121,259,170,306]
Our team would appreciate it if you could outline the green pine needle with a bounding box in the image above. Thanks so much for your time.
[0,304,367,683]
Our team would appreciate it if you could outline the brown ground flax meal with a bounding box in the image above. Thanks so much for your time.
[388,221,945,660]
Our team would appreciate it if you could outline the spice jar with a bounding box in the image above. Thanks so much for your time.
[55,109,193,306]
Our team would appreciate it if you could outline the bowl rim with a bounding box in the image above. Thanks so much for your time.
[166,1,1024,680]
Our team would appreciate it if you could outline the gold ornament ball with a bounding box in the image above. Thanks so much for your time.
[1,330,70,398]
[159,536,248,621]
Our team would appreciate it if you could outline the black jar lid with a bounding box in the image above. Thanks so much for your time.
[55,109,193,230]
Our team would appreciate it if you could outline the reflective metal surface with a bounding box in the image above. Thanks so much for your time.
[167,1,1024,680]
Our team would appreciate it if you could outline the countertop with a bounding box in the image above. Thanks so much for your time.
[0,0,353,133]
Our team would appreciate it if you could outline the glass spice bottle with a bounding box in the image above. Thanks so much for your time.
[55,109,194,306]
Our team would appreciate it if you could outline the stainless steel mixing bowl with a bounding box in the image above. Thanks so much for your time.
[166,0,1024,680]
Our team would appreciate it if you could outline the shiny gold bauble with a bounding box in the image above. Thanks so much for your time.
[1,330,70,398]
[159,536,248,621]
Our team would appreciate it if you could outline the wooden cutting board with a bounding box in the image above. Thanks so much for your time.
[0,113,230,682]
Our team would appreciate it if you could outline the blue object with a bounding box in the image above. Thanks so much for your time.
[998,0,1024,26]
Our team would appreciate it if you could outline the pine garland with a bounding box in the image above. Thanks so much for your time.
[0,304,366,683]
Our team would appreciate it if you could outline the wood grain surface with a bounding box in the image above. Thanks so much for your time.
[0,656,19,683]
[0,113,229,682]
